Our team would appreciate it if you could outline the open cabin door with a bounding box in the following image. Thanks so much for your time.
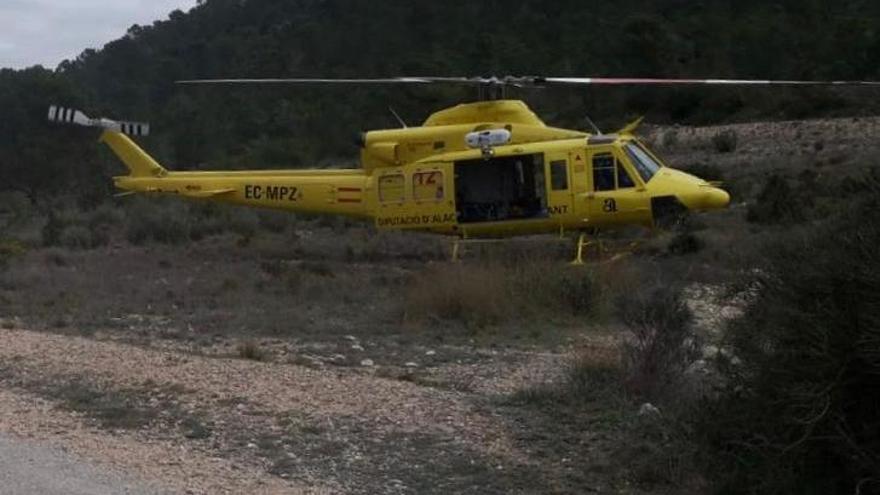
[373,164,457,231]
[453,153,548,226]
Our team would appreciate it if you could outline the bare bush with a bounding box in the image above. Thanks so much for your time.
[617,286,700,400]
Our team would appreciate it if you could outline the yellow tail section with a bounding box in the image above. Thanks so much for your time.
[101,129,370,219]
[100,130,167,177]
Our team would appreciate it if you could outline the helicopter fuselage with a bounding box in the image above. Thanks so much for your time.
[109,100,729,238]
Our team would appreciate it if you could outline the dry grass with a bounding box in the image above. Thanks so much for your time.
[404,263,509,328]
[236,340,268,361]
[403,258,603,329]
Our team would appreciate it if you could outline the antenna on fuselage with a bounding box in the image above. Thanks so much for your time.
[584,115,603,135]
[388,107,408,128]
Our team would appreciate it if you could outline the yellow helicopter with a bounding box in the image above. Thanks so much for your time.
[48,75,879,263]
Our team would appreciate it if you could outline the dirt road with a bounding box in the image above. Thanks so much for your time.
[0,433,164,495]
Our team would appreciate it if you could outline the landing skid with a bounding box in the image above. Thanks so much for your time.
[448,232,639,264]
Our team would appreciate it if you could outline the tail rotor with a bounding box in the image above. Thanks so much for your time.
[48,105,150,137]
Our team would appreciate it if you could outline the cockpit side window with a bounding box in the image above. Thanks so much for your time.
[617,163,636,189]
[624,143,662,183]
[593,153,616,192]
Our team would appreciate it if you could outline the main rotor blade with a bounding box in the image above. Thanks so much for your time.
[540,77,880,86]
[176,75,880,89]
[177,77,441,85]
[177,76,524,86]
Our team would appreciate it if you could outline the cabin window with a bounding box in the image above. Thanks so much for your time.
[379,174,405,202]
[413,171,444,201]
[593,154,616,192]
[550,160,569,190]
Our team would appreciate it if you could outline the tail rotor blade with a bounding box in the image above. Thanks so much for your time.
[47,105,150,137]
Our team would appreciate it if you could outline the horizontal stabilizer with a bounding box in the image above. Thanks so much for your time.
[48,105,150,137]
[185,188,236,198]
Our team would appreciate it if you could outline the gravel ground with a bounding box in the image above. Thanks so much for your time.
[0,327,575,493]
[0,387,310,494]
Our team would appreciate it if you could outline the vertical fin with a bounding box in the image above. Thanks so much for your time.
[99,131,166,177]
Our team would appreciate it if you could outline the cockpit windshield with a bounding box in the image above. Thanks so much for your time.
[624,143,663,183]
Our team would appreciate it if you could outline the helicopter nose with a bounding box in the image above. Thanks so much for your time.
[700,187,730,210]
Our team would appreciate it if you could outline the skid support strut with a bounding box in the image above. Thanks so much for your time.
[451,238,463,262]
[571,232,604,265]
[571,233,590,266]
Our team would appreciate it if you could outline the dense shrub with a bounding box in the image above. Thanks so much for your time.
[558,271,598,315]
[0,239,26,270]
[661,129,680,149]
[227,209,260,239]
[679,163,724,183]
[59,225,98,249]
[257,211,292,233]
[41,210,64,247]
[703,176,880,494]
[86,204,124,230]
[125,202,191,245]
[746,174,807,225]
[40,204,117,249]
[666,232,704,256]
[237,340,268,361]
[712,130,738,153]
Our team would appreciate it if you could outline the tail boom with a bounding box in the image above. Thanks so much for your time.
[114,170,370,217]
[49,106,370,218]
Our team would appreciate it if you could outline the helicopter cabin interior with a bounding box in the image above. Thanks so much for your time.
[454,153,548,223]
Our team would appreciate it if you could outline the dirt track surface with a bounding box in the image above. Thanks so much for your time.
[0,327,576,494]
[0,432,163,495]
